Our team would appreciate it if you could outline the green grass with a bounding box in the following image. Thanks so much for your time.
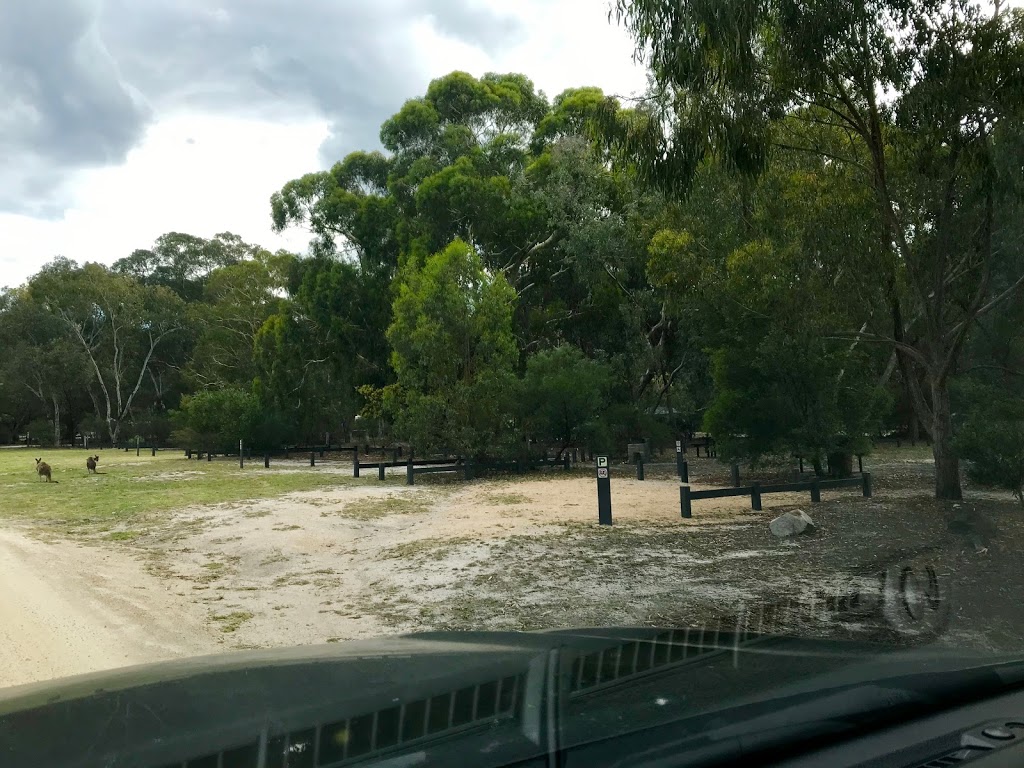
[0,448,354,527]
[381,535,474,561]
[325,493,436,520]
[482,492,530,505]
[211,610,254,633]
[107,530,141,541]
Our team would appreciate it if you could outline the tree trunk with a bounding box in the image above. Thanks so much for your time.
[827,452,854,478]
[52,395,61,448]
[930,380,962,500]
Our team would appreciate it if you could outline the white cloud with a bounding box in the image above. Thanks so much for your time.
[0,0,648,290]
[1,114,327,289]
[491,0,648,100]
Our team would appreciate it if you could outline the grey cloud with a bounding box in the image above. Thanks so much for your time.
[0,0,526,217]
[0,0,151,211]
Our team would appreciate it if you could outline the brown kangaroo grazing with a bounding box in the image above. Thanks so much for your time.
[86,455,100,474]
[35,458,54,482]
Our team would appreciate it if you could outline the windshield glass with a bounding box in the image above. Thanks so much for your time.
[1,0,1023,763]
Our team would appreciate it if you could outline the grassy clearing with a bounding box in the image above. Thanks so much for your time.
[211,610,254,633]
[323,493,438,520]
[0,448,355,528]
[381,535,475,561]
[481,492,530,505]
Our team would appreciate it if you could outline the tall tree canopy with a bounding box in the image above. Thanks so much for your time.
[2,61,1020,505]
[611,0,1024,497]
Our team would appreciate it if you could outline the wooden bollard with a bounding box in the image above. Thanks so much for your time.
[680,485,692,519]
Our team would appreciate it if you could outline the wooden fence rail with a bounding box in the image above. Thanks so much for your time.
[680,473,872,519]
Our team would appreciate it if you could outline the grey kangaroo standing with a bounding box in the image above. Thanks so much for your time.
[86,455,100,474]
[35,458,54,482]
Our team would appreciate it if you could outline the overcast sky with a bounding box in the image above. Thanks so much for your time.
[0,0,648,290]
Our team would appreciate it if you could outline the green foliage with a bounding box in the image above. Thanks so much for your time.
[955,383,1024,505]
[112,231,258,302]
[704,336,887,466]
[612,0,1024,498]
[25,418,56,446]
[386,239,518,457]
[172,387,259,451]
[520,346,612,451]
[5,53,1020,508]
[28,259,187,444]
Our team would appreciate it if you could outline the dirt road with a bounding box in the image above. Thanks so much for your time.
[0,528,218,689]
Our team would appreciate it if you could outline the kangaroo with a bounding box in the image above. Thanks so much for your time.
[86,455,100,474]
[35,458,54,482]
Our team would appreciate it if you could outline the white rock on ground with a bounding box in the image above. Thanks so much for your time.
[769,510,816,538]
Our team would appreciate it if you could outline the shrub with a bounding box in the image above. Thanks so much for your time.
[956,385,1024,506]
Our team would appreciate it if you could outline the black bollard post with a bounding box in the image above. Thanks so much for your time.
[596,456,612,525]
[857,454,864,474]
[680,485,692,519]
[187,448,192,460]
[353,446,360,478]
[811,478,821,503]
[207,450,212,463]
[681,460,689,483]
[731,464,741,487]
[862,471,873,498]
[798,456,804,473]
[239,440,244,469]
[751,482,762,511]
[264,453,270,469]
[151,446,157,457]
[378,462,385,481]
[310,451,315,467]
[636,457,645,481]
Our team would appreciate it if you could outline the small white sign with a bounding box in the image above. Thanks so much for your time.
[597,467,609,479]
[597,456,609,468]
[675,440,682,451]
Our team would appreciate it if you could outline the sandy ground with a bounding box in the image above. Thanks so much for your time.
[2,454,1019,690]
[92,468,872,651]
[0,528,218,688]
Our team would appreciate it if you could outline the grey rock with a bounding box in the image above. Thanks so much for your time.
[770,510,816,538]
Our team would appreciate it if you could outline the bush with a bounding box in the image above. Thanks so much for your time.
[955,385,1024,506]
[25,418,56,447]
[171,387,289,453]
[519,346,612,453]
